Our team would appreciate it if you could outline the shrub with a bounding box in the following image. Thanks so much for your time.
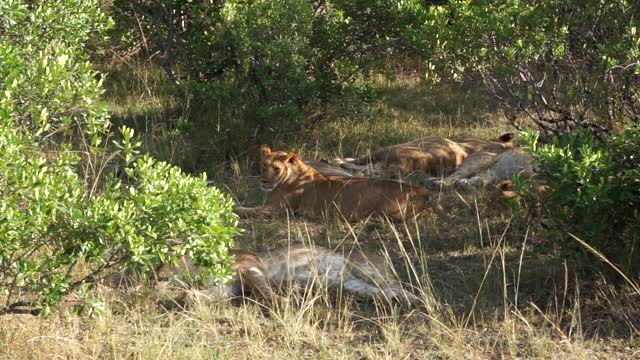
[0,0,238,316]
[416,0,640,274]
[419,0,640,136]
[520,123,640,273]
[109,0,426,157]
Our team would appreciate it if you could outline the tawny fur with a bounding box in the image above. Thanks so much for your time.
[304,161,353,177]
[335,133,516,178]
[422,149,536,189]
[235,145,436,221]
[157,244,420,307]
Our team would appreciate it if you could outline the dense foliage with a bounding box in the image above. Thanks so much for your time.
[110,0,426,155]
[416,0,639,272]
[0,0,238,316]
[518,124,640,273]
[420,0,640,136]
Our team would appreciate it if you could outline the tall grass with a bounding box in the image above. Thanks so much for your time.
[1,216,637,358]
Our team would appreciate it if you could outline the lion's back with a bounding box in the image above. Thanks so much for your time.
[490,149,534,180]
[326,177,431,218]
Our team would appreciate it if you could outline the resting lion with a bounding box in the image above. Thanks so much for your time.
[420,149,536,189]
[156,244,420,307]
[235,145,438,221]
[334,132,516,178]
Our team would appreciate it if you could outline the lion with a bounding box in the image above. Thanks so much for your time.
[334,132,516,178]
[235,145,440,221]
[420,149,536,189]
[156,244,420,307]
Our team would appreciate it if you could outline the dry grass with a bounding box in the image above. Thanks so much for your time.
[2,65,638,359]
[1,215,637,358]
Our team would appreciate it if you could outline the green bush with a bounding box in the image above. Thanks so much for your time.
[0,0,238,316]
[110,0,426,157]
[520,124,640,273]
[416,0,640,274]
[419,0,640,135]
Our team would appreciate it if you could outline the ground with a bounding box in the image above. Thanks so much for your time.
[1,67,637,359]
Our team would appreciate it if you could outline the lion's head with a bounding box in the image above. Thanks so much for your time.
[259,145,307,192]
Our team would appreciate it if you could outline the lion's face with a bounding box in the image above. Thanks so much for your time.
[259,145,301,192]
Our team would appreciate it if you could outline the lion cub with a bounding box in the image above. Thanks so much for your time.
[235,145,437,221]
[156,244,420,307]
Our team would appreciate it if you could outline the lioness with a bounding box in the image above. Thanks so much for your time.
[156,244,420,307]
[421,149,535,189]
[335,133,516,178]
[235,145,438,221]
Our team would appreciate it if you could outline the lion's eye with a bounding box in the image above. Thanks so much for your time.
[273,166,281,173]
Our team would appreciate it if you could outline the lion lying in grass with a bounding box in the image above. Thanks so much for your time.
[235,145,441,221]
[334,132,516,178]
[156,244,420,307]
[421,149,536,189]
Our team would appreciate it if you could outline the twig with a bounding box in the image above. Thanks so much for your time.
[0,301,41,316]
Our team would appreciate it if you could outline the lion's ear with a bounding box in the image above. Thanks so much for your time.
[260,145,272,156]
[285,151,299,164]
[497,132,515,143]
[496,180,514,191]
